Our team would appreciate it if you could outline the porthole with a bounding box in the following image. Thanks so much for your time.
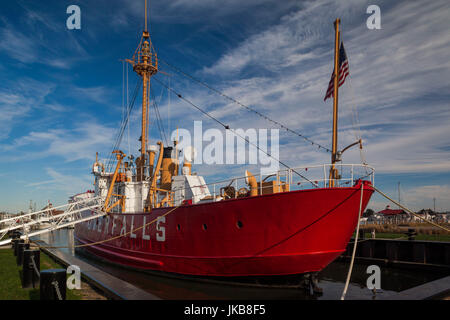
[202,224,207,231]
[237,221,243,229]
[177,224,181,231]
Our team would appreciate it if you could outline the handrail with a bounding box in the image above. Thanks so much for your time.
[110,163,374,191]
[170,163,374,193]
[94,163,374,208]
[161,163,373,206]
[0,196,102,224]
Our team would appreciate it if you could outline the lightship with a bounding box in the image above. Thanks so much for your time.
[74,1,374,277]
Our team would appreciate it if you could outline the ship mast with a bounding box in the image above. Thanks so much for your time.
[126,0,158,181]
[330,18,340,187]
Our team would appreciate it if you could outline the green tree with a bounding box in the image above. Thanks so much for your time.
[363,208,375,218]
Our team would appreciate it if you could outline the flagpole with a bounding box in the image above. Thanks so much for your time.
[330,18,340,187]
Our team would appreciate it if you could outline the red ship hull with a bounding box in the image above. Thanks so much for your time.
[74,181,373,277]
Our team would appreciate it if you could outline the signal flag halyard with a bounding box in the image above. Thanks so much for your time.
[324,41,349,101]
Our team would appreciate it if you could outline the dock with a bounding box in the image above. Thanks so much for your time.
[340,238,450,272]
[37,243,160,300]
[382,276,450,300]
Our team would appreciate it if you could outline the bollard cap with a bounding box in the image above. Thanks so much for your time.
[40,269,66,274]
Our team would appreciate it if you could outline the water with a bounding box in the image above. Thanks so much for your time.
[34,229,446,300]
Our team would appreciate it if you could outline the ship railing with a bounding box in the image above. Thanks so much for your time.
[169,163,374,204]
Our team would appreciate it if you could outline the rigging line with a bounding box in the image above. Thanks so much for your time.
[153,76,319,187]
[159,58,332,153]
[373,186,450,233]
[107,83,139,168]
[127,62,130,156]
[153,86,167,141]
[339,31,367,169]
[168,76,171,138]
[150,84,168,145]
[146,75,150,153]
[347,77,369,171]
[106,77,142,170]
[122,61,125,124]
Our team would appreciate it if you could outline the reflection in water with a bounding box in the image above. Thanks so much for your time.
[33,229,445,300]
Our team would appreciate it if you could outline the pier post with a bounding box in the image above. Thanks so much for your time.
[358,229,365,240]
[386,242,398,262]
[23,250,40,289]
[413,243,426,264]
[11,239,19,251]
[407,228,417,241]
[361,240,375,258]
[40,269,67,300]
[14,239,24,256]
[16,242,30,266]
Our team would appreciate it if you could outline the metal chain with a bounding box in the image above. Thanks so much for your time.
[30,255,40,278]
[51,280,63,300]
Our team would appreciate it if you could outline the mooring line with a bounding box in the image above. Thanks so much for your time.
[373,186,450,233]
[341,182,364,300]
[31,204,182,250]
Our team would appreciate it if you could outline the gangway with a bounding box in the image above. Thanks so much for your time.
[0,197,106,246]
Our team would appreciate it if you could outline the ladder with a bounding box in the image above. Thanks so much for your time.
[0,197,106,246]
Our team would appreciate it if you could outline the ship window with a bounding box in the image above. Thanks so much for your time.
[237,221,243,229]
[177,224,181,231]
[202,224,207,231]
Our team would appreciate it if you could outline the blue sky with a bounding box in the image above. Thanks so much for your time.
[0,0,449,213]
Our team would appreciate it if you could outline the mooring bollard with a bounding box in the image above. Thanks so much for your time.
[11,239,19,251]
[40,269,67,300]
[22,250,40,289]
[16,242,30,266]
[407,228,417,241]
[14,239,24,257]
[358,229,365,239]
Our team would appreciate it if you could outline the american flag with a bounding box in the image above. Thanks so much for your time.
[324,41,349,101]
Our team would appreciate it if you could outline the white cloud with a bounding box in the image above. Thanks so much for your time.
[0,6,88,68]
[172,0,450,178]
[1,122,116,163]
[401,185,450,212]
[0,79,56,140]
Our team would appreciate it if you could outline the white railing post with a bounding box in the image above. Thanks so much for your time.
[351,165,354,186]
[276,170,280,192]
[289,169,292,189]
[260,173,262,195]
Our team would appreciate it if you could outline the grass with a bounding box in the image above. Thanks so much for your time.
[360,223,450,242]
[369,232,450,242]
[0,248,83,300]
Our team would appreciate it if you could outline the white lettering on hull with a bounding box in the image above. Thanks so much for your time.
[87,214,166,243]
[130,216,137,239]
[142,216,150,240]
[156,216,166,242]
[120,215,126,236]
